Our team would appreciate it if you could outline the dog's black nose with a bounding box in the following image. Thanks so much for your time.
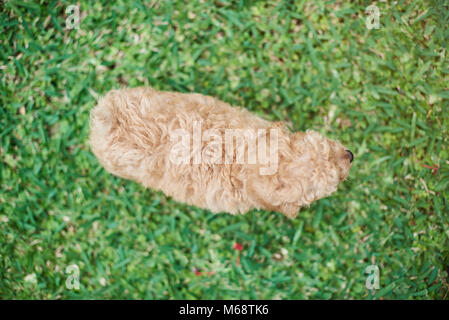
[346,150,354,163]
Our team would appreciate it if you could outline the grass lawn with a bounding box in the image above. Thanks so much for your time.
[1,0,448,299]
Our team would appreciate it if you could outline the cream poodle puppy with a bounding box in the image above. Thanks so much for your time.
[90,87,353,218]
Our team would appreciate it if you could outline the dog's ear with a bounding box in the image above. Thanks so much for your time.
[291,131,307,153]
[278,202,300,218]
[246,165,303,217]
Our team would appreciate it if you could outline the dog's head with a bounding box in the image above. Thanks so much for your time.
[293,130,353,183]
[248,130,353,217]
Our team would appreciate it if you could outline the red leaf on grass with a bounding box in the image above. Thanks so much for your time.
[233,243,243,266]
[194,269,202,276]
[421,163,440,176]
[193,268,215,276]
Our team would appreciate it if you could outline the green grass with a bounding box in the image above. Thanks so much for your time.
[1,0,448,299]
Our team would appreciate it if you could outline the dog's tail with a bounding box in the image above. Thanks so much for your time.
[89,89,146,181]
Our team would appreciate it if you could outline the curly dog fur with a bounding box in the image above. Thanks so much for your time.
[90,87,352,218]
